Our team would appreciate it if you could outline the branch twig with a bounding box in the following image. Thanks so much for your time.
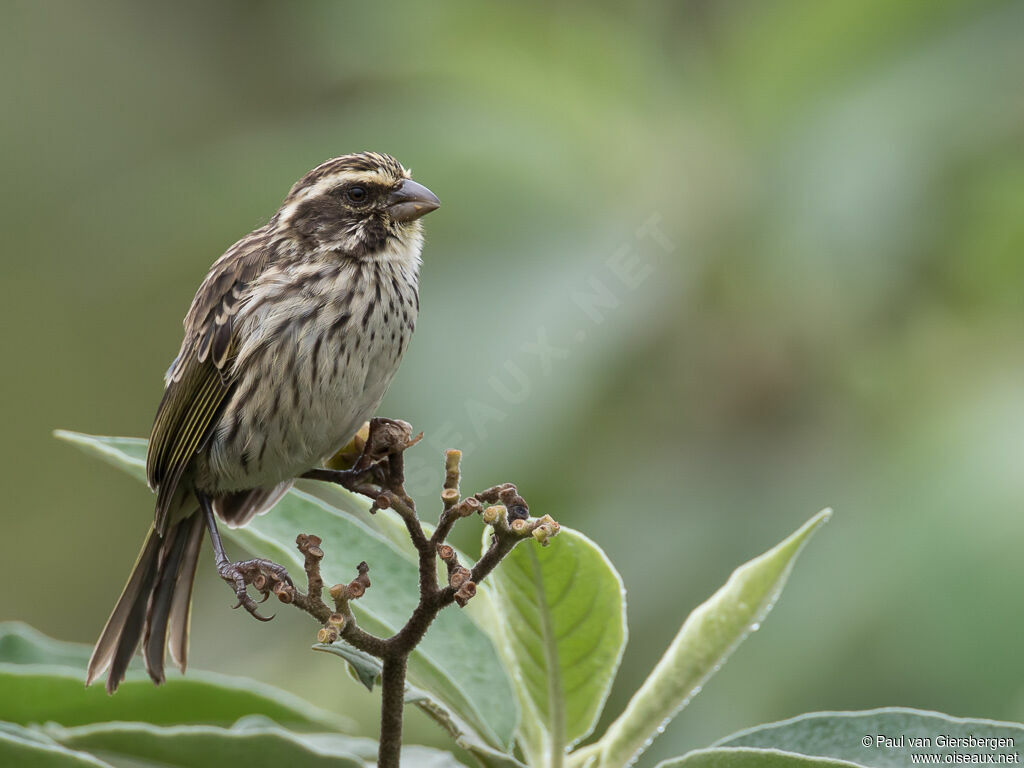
[258,419,559,768]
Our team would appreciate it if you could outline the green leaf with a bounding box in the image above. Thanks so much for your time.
[0,723,114,768]
[0,623,342,730]
[574,509,832,768]
[0,622,96,666]
[55,431,518,750]
[655,747,861,768]
[314,641,381,691]
[714,708,1024,767]
[482,526,626,766]
[405,694,529,768]
[54,432,149,483]
[0,665,344,730]
[43,717,472,768]
[45,720,366,768]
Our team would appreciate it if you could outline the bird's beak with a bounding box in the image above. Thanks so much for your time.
[387,179,441,222]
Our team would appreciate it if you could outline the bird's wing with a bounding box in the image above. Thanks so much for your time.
[147,352,232,531]
[146,227,275,530]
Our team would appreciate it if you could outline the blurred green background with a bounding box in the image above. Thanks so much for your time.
[3,0,1024,763]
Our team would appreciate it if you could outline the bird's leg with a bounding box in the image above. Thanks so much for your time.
[301,465,386,494]
[196,491,292,622]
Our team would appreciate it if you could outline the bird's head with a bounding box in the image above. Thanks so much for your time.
[276,152,440,258]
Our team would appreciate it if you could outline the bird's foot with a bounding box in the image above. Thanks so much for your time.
[217,558,293,621]
[302,464,387,494]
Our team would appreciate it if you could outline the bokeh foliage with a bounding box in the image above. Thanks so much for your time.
[2,1,1023,764]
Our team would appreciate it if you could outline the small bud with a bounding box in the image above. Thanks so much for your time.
[329,583,348,601]
[444,449,462,491]
[461,497,482,517]
[510,518,528,534]
[273,582,293,604]
[252,573,267,591]
[317,626,339,644]
[449,567,470,589]
[437,544,455,562]
[454,581,476,607]
[482,505,503,525]
[441,488,460,508]
[352,561,371,595]
[532,527,548,544]
[375,494,392,510]
[328,613,345,628]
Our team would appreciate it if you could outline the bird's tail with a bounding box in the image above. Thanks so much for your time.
[86,513,204,694]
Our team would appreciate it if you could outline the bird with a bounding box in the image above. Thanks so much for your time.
[86,151,440,694]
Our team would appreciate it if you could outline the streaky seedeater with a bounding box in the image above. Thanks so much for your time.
[87,152,440,693]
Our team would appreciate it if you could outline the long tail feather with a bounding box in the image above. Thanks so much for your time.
[86,527,161,693]
[142,518,193,684]
[167,515,204,672]
[87,512,203,694]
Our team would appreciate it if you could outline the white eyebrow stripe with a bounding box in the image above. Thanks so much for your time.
[278,169,399,224]
[301,169,395,200]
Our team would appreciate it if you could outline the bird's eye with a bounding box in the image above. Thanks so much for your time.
[346,186,367,204]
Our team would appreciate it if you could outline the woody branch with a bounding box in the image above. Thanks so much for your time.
[244,419,559,768]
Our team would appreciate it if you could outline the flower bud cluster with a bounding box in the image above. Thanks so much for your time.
[479,504,560,546]
[436,542,477,606]
[316,612,347,644]
[329,561,371,604]
[530,515,560,547]
[297,533,325,560]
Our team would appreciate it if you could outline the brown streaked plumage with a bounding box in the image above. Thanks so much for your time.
[87,152,440,693]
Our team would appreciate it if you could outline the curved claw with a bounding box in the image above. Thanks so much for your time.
[237,594,274,621]
[218,558,289,622]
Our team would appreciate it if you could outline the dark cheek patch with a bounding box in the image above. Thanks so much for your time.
[293,198,356,243]
[292,195,392,257]
[292,198,335,239]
